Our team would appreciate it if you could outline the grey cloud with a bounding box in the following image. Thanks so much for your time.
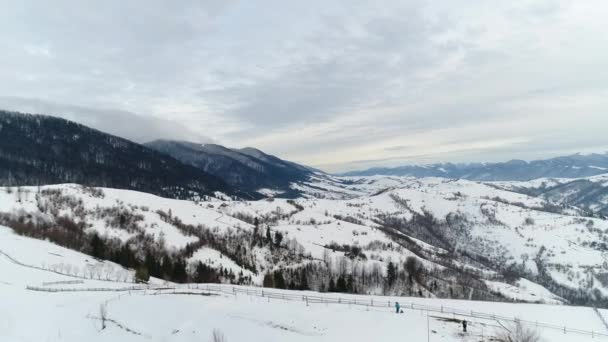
[0,0,607,172]
[384,145,415,152]
[0,97,213,144]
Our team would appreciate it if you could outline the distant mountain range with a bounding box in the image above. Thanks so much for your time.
[145,140,313,197]
[341,154,608,180]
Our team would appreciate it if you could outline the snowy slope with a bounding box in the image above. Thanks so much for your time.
[488,173,608,216]
[1,228,606,342]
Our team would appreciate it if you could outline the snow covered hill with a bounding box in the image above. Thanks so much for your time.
[1,225,607,342]
[3,173,608,308]
[488,173,608,217]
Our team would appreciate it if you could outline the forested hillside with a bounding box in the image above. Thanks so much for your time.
[0,110,246,200]
[145,140,312,197]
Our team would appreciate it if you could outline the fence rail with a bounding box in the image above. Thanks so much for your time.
[42,280,84,286]
[25,282,608,339]
[143,284,608,339]
[0,248,133,283]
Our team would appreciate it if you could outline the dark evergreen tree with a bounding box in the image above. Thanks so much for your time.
[135,266,150,283]
[328,278,336,292]
[263,272,275,288]
[194,262,220,283]
[299,271,309,290]
[387,261,397,287]
[161,255,174,279]
[252,217,260,247]
[172,258,188,283]
[274,231,283,247]
[118,244,137,268]
[273,270,286,289]
[145,250,161,278]
[90,233,105,259]
[336,275,347,292]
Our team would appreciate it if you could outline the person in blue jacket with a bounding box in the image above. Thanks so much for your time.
[395,301,400,313]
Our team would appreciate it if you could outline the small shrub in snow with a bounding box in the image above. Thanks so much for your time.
[496,320,541,342]
[135,266,150,283]
[211,329,227,342]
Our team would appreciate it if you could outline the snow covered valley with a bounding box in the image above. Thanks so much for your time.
[3,174,608,340]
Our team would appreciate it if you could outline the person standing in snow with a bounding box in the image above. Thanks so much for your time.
[462,320,467,333]
[395,301,400,314]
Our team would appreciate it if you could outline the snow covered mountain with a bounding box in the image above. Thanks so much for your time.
[145,140,313,197]
[342,154,608,180]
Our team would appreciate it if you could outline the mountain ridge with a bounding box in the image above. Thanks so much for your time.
[341,153,608,180]
[145,139,314,197]
[0,110,248,200]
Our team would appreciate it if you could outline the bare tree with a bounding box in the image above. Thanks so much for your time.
[99,304,108,330]
[496,319,541,342]
[211,329,227,342]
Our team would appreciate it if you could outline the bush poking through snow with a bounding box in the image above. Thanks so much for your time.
[496,319,541,342]
[135,266,150,283]
[211,329,227,342]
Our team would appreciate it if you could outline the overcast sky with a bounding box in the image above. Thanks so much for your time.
[1,0,607,172]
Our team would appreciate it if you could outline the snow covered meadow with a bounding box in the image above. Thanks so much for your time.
[1,226,607,342]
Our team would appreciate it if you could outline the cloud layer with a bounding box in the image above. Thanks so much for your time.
[1,0,607,172]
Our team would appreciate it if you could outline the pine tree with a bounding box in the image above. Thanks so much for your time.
[118,244,137,268]
[161,254,174,279]
[274,231,283,247]
[336,275,347,292]
[145,250,160,278]
[135,266,150,283]
[299,271,309,290]
[90,233,105,259]
[273,270,286,289]
[387,261,397,287]
[328,278,336,292]
[195,262,218,283]
[252,217,259,247]
[263,272,275,288]
[172,258,188,283]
